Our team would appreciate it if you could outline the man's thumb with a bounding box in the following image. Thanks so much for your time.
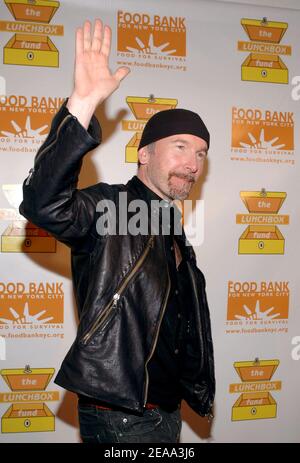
[114,66,131,83]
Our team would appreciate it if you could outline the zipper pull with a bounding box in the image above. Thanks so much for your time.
[25,168,34,186]
[148,236,154,248]
[112,293,120,308]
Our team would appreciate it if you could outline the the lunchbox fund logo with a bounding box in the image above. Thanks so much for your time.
[0,365,58,433]
[230,358,281,421]
[238,18,291,84]
[117,10,186,71]
[236,189,289,255]
[1,0,63,68]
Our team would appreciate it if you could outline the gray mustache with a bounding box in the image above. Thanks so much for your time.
[170,173,195,183]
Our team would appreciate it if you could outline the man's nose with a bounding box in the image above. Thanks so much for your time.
[185,153,199,173]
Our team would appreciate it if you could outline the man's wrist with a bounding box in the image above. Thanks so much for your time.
[66,94,99,129]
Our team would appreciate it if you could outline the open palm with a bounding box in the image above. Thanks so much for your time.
[68,19,130,126]
[74,19,129,103]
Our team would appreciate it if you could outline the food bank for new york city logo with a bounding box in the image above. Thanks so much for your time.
[236,189,289,255]
[230,358,281,421]
[0,282,64,326]
[227,280,289,327]
[117,11,186,65]
[231,107,294,162]
[238,17,291,84]
[0,96,65,157]
[1,0,63,68]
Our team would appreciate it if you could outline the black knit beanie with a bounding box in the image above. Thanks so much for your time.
[138,108,210,150]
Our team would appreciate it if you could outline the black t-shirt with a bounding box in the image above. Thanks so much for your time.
[146,230,193,412]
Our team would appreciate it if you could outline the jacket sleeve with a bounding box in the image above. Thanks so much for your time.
[19,98,102,248]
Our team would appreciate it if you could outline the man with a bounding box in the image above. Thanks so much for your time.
[20,19,215,443]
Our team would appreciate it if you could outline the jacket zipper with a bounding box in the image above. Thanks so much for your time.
[25,114,74,186]
[81,235,155,346]
[143,250,171,407]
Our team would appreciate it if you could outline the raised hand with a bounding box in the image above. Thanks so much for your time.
[67,19,130,128]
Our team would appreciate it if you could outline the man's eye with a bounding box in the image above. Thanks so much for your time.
[177,145,185,150]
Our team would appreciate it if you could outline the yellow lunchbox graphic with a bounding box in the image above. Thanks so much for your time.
[232,359,280,421]
[1,185,56,253]
[3,0,61,68]
[1,366,56,433]
[239,224,285,254]
[240,18,289,84]
[241,53,288,85]
[238,190,288,255]
[2,403,55,433]
[4,33,59,67]
[1,221,57,253]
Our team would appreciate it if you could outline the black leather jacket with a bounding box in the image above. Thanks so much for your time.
[19,100,215,417]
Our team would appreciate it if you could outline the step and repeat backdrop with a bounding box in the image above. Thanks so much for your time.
[0,0,299,443]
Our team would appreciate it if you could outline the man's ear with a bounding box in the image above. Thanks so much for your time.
[137,146,150,166]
